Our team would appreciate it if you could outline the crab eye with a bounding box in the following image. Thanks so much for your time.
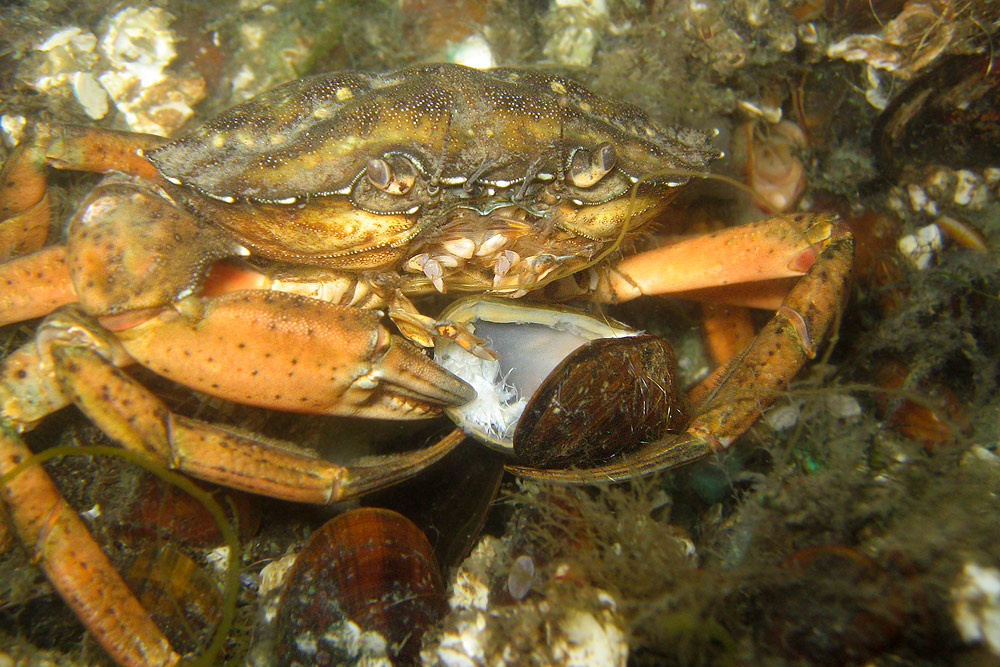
[568,143,616,188]
[366,155,417,195]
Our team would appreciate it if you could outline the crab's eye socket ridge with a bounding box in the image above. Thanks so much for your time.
[568,143,616,189]
[366,155,417,195]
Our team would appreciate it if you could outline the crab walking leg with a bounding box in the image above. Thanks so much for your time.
[599,213,838,307]
[0,424,180,667]
[701,303,756,367]
[687,225,852,445]
[0,124,167,259]
[508,222,854,483]
[0,193,50,260]
[0,245,76,326]
[50,345,468,502]
[0,141,51,259]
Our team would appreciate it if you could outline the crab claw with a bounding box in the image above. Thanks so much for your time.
[362,332,478,415]
[115,290,475,419]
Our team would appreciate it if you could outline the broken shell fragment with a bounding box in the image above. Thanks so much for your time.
[434,297,687,468]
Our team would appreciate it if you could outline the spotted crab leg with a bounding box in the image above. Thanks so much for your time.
[0,245,75,325]
[509,217,853,482]
[0,307,469,665]
[0,422,180,667]
[0,141,50,259]
[0,123,166,260]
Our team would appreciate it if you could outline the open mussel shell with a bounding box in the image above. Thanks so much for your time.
[276,508,446,666]
[435,296,687,470]
[873,52,1000,178]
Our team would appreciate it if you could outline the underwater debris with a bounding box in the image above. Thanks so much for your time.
[873,51,1000,177]
[19,6,205,135]
[0,115,27,147]
[541,0,611,68]
[952,562,1000,656]
[825,1,964,108]
[424,535,628,667]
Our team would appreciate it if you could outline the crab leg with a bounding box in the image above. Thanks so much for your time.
[0,245,75,325]
[115,290,475,419]
[508,220,853,482]
[3,300,472,501]
[686,223,852,446]
[54,343,467,503]
[701,303,756,366]
[598,212,837,309]
[0,141,51,259]
[0,424,179,667]
[0,124,167,259]
[0,301,471,667]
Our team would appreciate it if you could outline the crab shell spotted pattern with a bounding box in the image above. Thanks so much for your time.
[145,63,719,296]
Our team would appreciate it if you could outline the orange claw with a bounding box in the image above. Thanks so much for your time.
[117,290,474,418]
[601,212,835,303]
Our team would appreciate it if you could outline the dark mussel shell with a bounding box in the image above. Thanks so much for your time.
[757,545,906,664]
[873,52,1000,179]
[276,508,447,666]
[513,334,688,468]
[123,541,223,656]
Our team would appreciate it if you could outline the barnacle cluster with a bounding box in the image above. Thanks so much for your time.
[17,6,205,135]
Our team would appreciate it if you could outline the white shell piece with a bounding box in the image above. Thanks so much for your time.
[952,562,1000,656]
[764,402,800,431]
[447,33,496,70]
[435,297,637,451]
[1,115,27,147]
[898,224,942,270]
[72,72,109,119]
[507,555,535,600]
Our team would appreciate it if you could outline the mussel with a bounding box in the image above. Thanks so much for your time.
[873,52,1000,179]
[276,508,446,666]
[434,297,687,469]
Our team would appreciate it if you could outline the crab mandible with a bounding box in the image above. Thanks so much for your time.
[0,64,852,665]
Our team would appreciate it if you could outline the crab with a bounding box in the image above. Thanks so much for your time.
[0,63,852,665]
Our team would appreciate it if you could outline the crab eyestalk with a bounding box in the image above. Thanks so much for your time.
[434,297,687,469]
